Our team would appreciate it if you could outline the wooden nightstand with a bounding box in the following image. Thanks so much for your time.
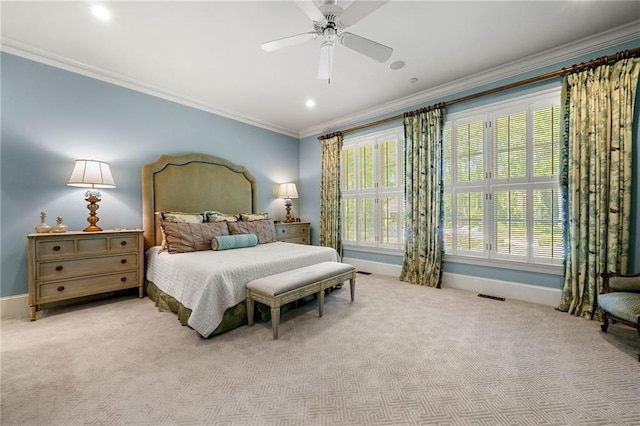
[275,222,310,245]
[27,229,144,320]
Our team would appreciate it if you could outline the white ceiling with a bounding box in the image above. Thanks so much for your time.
[2,1,639,138]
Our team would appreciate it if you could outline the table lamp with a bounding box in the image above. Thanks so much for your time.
[67,159,116,232]
[277,183,298,223]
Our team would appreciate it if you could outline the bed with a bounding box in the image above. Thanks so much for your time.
[142,153,339,337]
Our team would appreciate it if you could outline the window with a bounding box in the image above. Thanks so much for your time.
[443,89,563,272]
[341,127,404,252]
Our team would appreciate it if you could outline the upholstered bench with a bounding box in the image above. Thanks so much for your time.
[246,261,356,339]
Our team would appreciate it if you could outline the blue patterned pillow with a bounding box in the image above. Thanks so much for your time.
[211,234,258,251]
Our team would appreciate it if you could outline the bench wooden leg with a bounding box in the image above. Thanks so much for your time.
[247,294,254,326]
[271,307,280,339]
[349,277,356,302]
[318,290,324,317]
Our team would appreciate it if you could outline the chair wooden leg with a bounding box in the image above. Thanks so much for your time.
[601,314,609,332]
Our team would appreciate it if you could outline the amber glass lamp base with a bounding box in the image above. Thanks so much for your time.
[83,193,103,232]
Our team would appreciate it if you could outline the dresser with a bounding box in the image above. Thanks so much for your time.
[275,222,310,245]
[27,229,144,320]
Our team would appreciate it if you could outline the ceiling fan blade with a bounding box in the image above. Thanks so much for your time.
[317,41,335,80]
[340,32,393,62]
[261,32,318,52]
[338,0,388,27]
[295,0,326,24]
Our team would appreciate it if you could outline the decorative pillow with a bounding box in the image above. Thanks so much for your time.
[156,211,205,223]
[155,211,206,250]
[239,213,269,221]
[227,219,277,244]
[162,222,229,254]
[206,211,238,223]
[211,234,258,251]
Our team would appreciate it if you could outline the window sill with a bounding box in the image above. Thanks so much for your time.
[342,244,404,257]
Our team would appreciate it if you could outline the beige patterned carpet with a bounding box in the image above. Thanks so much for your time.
[2,273,639,425]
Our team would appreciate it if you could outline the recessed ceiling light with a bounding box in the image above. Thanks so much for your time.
[91,4,111,21]
[305,99,316,109]
[389,61,405,70]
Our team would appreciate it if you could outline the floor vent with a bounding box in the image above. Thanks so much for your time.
[357,271,372,275]
[477,294,505,301]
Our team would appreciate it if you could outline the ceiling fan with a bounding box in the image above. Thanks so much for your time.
[261,0,393,81]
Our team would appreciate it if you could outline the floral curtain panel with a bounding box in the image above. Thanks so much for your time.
[319,134,343,256]
[558,58,640,318]
[400,107,445,287]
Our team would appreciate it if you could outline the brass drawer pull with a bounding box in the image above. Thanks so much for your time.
[121,259,127,264]
[120,241,127,246]
[121,277,127,282]
[53,246,61,251]
[55,265,63,271]
[57,286,65,292]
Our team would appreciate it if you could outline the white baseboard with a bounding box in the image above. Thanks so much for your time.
[442,272,561,307]
[1,293,30,320]
[342,257,561,307]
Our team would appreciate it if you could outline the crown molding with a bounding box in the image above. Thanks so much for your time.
[299,20,640,138]
[2,20,639,141]
[0,38,300,138]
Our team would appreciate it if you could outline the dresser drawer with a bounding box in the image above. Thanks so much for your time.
[109,235,139,252]
[36,239,75,259]
[281,236,309,244]
[37,254,139,281]
[38,271,140,303]
[277,224,308,238]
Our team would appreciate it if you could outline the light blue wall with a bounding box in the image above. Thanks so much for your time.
[1,53,300,297]
[301,39,640,289]
[3,39,640,299]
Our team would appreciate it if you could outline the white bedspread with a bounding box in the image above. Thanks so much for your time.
[145,242,339,337]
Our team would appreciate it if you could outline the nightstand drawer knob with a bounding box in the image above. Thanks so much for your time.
[121,259,127,264]
[120,241,127,246]
[57,286,65,292]
[56,265,63,271]
[53,246,61,251]
[121,277,127,282]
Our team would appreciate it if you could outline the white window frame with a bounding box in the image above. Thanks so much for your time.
[341,126,404,254]
[443,88,563,274]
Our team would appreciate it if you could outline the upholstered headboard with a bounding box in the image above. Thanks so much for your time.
[141,153,257,250]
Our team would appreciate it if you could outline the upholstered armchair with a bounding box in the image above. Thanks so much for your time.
[598,272,640,361]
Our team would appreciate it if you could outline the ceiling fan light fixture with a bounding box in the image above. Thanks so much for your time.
[262,0,393,80]
[317,40,334,80]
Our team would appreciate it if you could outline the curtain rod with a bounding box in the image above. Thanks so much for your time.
[318,47,640,140]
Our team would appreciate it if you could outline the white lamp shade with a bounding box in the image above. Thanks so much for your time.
[67,159,116,188]
[277,183,298,199]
